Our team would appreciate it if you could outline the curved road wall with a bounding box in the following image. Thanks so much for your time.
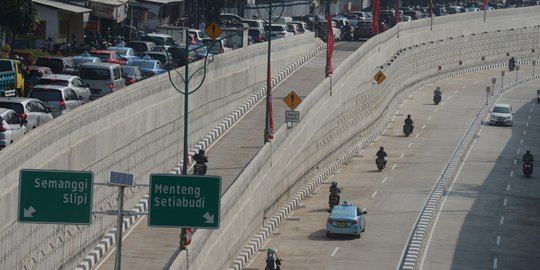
[0,34,321,270]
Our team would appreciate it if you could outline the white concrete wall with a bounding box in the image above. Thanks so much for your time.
[0,34,320,270]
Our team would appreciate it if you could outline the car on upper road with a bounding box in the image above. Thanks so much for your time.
[242,19,265,29]
[201,38,232,54]
[79,62,125,99]
[107,46,139,63]
[72,52,101,66]
[126,41,156,57]
[34,56,78,75]
[89,50,126,65]
[353,20,376,40]
[143,51,177,68]
[120,66,143,85]
[128,56,167,78]
[0,97,53,131]
[0,107,27,149]
[326,202,367,238]
[264,24,293,40]
[37,74,91,104]
[248,28,267,44]
[489,103,513,126]
[188,44,214,62]
[141,33,176,46]
[28,85,81,118]
[447,5,466,14]
[349,11,372,22]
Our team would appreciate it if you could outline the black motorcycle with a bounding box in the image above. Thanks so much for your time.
[434,93,442,105]
[376,157,385,172]
[403,123,413,137]
[193,164,207,175]
[328,188,342,209]
[523,160,533,177]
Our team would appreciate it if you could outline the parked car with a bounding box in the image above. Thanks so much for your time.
[248,28,267,43]
[188,29,205,44]
[349,11,372,21]
[489,103,513,126]
[323,20,342,41]
[326,203,367,238]
[290,21,309,33]
[79,62,126,99]
[126,41,156,57]
[264,24,293,40]
[72,52,101,66]
[0,97,53,131]
[0,108,27,148]
[151,46,195,67]
[37,74,91,104]
[143,51,176,68]
[447,6,466,14]
[121,66,143,85]
[188,45,214,61]
[128,57,167,78]
[141,33,177,46]
[433,7,448,16]
[89,50,126,65]
[353,21,376,40]
[28,85,81,118]
[466,7,481,12]
[403,10,423,20]
[34,56,78,75]
[242,19,265,29]
[107,46,139,63]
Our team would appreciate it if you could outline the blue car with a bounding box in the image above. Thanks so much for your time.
[72,51,101,66]
[128,56,167,78]
[326,202,367,238]
[108,46,139,63]
[188,44,214,62]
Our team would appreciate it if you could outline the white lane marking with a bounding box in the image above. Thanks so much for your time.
[510,171,514,177]
[400,153,405,158]
[408,143,412,148]
[422,125,426,129]
[434,108,439,112]
[391,115,396,122]
[503,198,507,206]
[528,115,531,120]
[461,85,466,89]
[531,108,534,113]
[517,149,521,154]
[454,90,459,93]
[507,184,510,191]
[513,159,517,165]
[526,122,529,127]
[382,177,388,183]
[392,164,397,170]
[330,247,339,257]
[496,236,501,245]
[493,257,498,269]
[371,191,378,198]
[415,133,420,138]
[428,116,432,121]
[523,130,527,135]
[386,123,392,129]
[500,216,504,225]
[520,139,523,144]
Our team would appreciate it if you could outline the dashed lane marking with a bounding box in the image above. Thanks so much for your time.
[330,247,339,257]
[400,153,405,158]
[500,216,504,225]
[392,164,397,170]
[371,191,378,198]
[382,177,388,183]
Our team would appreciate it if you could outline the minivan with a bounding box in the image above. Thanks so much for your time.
[34,56,78,75]
[28,85,81,118]
[79,62,126,99]
[126,41,156,57]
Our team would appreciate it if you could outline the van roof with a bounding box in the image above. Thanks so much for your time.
[80,62,120,68]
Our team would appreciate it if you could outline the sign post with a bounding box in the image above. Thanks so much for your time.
[18,169,93,224]
[148,174,221,228]
[491,77,496,96]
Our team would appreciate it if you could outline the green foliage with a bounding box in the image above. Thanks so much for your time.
[0,0,40,37]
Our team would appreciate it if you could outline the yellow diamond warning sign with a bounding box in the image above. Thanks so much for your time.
[374,70,386,85]
[283,91,302,110]
[205,23,222,41]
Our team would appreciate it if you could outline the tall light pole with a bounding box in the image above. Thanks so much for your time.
[256,0,284,143]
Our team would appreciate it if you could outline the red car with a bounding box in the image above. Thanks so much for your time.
[89,50,126,65]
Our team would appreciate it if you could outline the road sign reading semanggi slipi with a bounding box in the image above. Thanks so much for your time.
[18,169,93,224]
[148,174,221,229]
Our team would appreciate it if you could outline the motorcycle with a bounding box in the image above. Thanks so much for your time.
[376,157,386,172]
[328,188,342,209]
[523,160,533,177]
[403,123,413,137]
[536,89,540,103]
[434,93,442,105]
[193,163,207,175]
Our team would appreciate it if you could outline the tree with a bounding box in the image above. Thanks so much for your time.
[0,0,39,57]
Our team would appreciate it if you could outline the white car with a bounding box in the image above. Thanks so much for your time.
[489,103,513,126]
[0,97,53,131]
[38,74,92,104]
[28,85,82,118]
[0,108,27,149]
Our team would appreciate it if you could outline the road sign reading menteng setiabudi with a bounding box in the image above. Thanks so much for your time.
[149,174,221,229]
[18,169,93,224]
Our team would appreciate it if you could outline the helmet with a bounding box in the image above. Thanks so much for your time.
[407,114,411,118]
[526,150,531,154]
[199,149,205,154]
[436,86,440,90]
[380,146,384,151]
[266,248,275,254]
[331,181,337,187]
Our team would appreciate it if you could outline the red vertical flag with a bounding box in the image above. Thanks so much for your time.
[482,0,487,10]
[372,0,380,34]
[395,0,399,26]
[429,0,433,17]
[326,14,334,76]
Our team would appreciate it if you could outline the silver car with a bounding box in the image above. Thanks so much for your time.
[37,74,92,104]
[0,97,53,131]
[28,85,81,118]
[0,108,27,149]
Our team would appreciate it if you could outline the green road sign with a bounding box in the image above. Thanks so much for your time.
[18,169,93,224]
[149,174,221,229]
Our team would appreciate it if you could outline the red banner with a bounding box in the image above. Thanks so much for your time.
[429,0,433,17]
[372,0,380,34]
[482,0,487,10]
[326,14,334,76]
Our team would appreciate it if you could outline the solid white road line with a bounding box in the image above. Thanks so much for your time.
[510,170,514,178]
[382,177,388,183]
[330,247,339,257]
[371,191,378,198]
[528,115,531,120]
[493,257,498,269]
[507,184,510,191]
[530,108,534,113]
[526,122,529,127]
[392,164,397,170]
[500,216,504,225]
[454,90,460,93]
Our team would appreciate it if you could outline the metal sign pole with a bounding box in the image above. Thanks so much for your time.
[114,186,125,270]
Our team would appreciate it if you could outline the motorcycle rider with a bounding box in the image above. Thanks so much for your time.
[508,57,516,71]
[404,114,414,134]
[376,146,387,167]
[265,248,282,270]
[434,86,442,96]
[192,149,208,175]
[329,181,341,206]
[522,150,534,165]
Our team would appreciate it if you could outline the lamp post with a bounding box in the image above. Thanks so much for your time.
[256,0,284,143]
[491,77,496,96]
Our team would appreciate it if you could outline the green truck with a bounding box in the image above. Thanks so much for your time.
[0,59,25,97]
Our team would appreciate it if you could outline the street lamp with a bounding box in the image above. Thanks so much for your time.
[256,0,285,143]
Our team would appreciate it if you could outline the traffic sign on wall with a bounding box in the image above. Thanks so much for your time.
[148,174,221,229]
[18,169,94,224]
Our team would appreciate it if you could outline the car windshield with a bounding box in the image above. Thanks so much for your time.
[0,102,23,114]
[331,206,355,217]
[80,68,111,80]
[493,106,511,113]
[122,67,136,76]
[115,48,128,55]
[0,61,12,72]
[132,62,155,69]
[91,53,110,61]
[29,89,62,101]
[38,78,69,86]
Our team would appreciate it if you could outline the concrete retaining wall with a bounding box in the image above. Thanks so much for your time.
[0,34,321,270]
[166,7,540,270]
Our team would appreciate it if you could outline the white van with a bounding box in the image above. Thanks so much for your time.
[79,62,126,99]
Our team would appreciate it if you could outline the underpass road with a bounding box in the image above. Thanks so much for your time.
[421,81,540,270]
[246,69,534,270]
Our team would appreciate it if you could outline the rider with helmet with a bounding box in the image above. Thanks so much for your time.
[434,86,442,96]
[329,181,342,205]
[192,149,208,175]
[404,114,414,134]
[376,146,388,167]
[265,248,281,270]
